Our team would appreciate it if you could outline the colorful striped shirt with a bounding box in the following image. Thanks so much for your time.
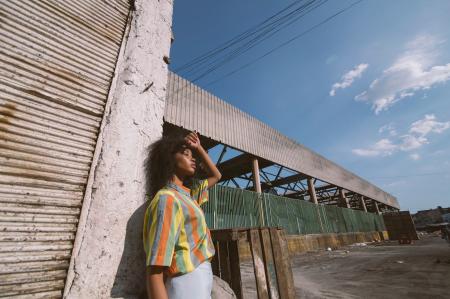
[143,179,215,277]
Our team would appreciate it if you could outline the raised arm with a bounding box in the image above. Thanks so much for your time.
[185,131,222,188]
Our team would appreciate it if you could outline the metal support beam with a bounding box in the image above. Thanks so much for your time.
[360,196,368,212]
[260,169,272,185]
[230,178,240,188]
[274,166,283,181]
[216,145,227,165]
[259,172,308,191]
[218,153,273,182]
[307,177,318,205]
[245,179,252,189]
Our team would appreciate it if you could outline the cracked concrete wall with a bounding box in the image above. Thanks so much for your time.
[64,0,173,298]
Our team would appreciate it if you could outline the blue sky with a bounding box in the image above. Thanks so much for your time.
[169,0,450,212]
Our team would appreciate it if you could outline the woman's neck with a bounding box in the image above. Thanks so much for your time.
[171,174,191,193]
[171,174,184,187]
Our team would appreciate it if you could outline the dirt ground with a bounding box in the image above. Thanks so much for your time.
[241,233,450,299]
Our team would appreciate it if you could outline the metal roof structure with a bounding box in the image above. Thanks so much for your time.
[164,72,399,209]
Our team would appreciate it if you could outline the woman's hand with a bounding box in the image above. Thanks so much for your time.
[185,131,201,151]
[185,130,222,188]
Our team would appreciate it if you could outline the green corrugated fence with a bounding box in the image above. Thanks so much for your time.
[202,184,386,235]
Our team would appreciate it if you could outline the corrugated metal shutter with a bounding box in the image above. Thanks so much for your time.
[0,1,130,297]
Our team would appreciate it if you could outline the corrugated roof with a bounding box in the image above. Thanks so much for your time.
[164,72,399,209]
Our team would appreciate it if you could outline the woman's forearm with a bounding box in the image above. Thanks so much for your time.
[147,266,168,299]
[185,131,222,186]
[196,145,222,185]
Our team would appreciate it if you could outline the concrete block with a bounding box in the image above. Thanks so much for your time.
[212,275,237,299]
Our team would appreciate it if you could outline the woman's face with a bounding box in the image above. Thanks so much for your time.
[174,146,196,177]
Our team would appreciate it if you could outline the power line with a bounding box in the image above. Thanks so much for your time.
[175,0,320,75]
[177,0,328,82]
[168,0,327,98]
[204,0,363,87]
[189,0,328,82]
[369,172,450,180]
[174,0,303,73]
[168,0,363,99]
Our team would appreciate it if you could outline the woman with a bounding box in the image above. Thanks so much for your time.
[143,131,222,299]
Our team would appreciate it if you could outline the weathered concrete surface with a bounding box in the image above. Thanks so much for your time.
[63,0,173,298]
[236,231,388,260]
[212,275,237,299]
[241,233,450,298]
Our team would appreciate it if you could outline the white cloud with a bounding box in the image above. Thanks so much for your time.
[352,138,396,157]
[330,63,368,96]
[400,114,450,150]
[409,153,420,160]
[378,123,397,136]
[355,34,450,114]
[352,114,450,157]
[399,134,428,151]
[409,114,450,135]
[351,149,379,157]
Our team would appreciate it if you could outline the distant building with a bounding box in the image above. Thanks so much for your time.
[413,206,450,228]
[442,213,450,223]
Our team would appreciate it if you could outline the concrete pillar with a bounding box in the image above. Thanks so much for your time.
[252,158,262,194]
[307,177,318,205]
[307,177,324,232]
[374,200,381,214]
[64,1,173,298]
[252,158,265,226]
[360,196,368,212]
[339,189,350,208]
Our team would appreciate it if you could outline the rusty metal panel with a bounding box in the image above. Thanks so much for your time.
[383,211,419,241]
[0,0,130,297]
[164,72,399,208]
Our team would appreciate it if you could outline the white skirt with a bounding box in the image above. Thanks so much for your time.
[165,261,213,299]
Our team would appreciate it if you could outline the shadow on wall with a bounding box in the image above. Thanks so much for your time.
[111,202,148,299]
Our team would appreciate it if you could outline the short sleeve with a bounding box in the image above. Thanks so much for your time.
[143,192,182,267]
[191,179,209,206]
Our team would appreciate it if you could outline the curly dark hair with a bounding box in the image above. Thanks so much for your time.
[144,134,198,200]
